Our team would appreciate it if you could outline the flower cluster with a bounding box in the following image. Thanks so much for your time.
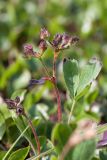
[23,28,79,122]
[24,28,79,58]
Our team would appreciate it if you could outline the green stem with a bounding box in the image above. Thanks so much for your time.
[26,147,54,160]
[3,126,29,160]
[68,99,75,124]
[39,57,50,77]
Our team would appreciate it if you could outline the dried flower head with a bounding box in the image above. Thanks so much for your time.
[51,33,79,51]
[40,28,50,40]
[24,44,35,57]
[5,96,25,116]
[60,34,72,49]
[39,40,47,53]
[51,34,63,51]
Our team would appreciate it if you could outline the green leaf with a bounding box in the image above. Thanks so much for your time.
[8,146,30,160]
[0,151,6,159]
[77,58,102,96]
[100,151,107,160]
[51,123,72,153]
[51,123,96,160]
[63,59,79,98]
[75,85,91,100]
[71,139,96,160]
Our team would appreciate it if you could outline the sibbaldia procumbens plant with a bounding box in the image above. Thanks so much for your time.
[5,28,107,160]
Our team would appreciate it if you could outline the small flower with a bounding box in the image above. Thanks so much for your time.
[60,34,72,49]
[40,28,50,40]
[5,97,24,116]
[24,44,35,57]
[52,34,63,51]
[51,33,79,51]
[39,40,47,53]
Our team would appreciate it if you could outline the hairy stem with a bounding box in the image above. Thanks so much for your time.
[68,99,75,124]
[24,114,41,156]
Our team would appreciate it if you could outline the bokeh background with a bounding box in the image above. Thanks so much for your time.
[0,0,107,149]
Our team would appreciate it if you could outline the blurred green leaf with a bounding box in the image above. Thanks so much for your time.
[71,139,96,160]
[52,123,96,160]
[99,151,107,160]
[51,123,72,154]
[0,151,6,159]
[8,146,30,160]
[11,89,27,101]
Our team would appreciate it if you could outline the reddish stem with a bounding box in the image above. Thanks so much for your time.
[54,83,62,121]
[40,51,62,121]
[24,114,41,155]
[43,77,62,121]
[52,51,62,121]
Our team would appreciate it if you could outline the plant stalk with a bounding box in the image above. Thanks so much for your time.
[68,99,75,124]
[52,51,62,121]
[24,114,41,156]
[53,83,62,121]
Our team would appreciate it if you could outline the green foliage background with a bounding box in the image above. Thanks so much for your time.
[0,0,107,159]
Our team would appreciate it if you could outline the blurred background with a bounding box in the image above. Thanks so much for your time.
[0,0,107,147]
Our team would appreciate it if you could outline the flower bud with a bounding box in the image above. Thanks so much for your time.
[60,34,72,49]
[39,40,47,53]
[24,44,34,57]
[52,34,63,49]
[40,28,50,39]
[16,106,24,116]
[51,33,79,51]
